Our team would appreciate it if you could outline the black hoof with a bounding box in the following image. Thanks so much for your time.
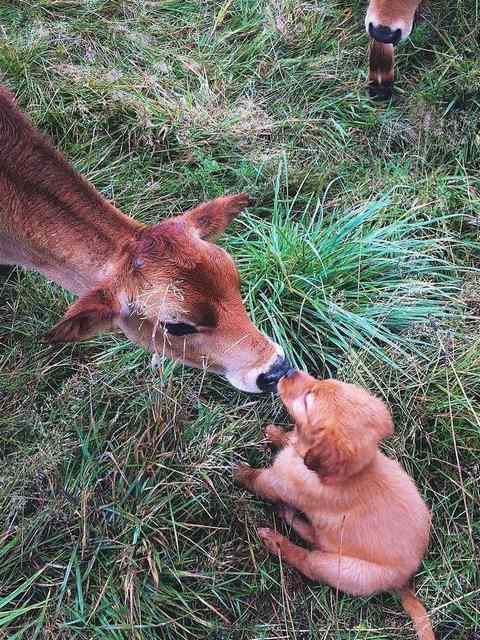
[368,80,394,101]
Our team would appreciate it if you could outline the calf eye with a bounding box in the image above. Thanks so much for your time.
[163,322,198,336]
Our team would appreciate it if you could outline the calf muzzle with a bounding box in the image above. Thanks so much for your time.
[256,356,295,393]
[368,23,402,45]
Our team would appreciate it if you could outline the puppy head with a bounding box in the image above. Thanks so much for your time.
[278,372,393,483]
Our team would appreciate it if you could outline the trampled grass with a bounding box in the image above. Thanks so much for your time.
[0,1,479,639]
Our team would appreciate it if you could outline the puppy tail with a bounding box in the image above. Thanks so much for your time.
[368,40,394,100]
[397,586,435,640]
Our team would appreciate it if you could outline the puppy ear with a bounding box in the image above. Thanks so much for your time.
[46,287,120,343]
[378,413,394,440]
[304,430,355,482]
[368,396,394,441]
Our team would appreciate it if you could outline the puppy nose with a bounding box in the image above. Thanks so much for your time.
[256,356,294,393]
[368,23,402,45]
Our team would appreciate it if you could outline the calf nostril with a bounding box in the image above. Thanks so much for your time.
[256,356,292,393]
[369,23,402,45]
[392,28,402,44]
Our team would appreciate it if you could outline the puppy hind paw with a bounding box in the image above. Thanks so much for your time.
[258,527,283,555]
[233,463,257,486]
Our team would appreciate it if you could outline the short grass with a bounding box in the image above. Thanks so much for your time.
[0,1,479,638]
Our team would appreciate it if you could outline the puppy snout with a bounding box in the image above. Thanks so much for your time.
[277,369,316,399]
[368,23,402,45]
[256,356,293,393]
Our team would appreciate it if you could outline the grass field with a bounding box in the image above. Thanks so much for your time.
[0,1,479,638]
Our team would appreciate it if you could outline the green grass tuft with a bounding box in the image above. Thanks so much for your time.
[228,166,467,372]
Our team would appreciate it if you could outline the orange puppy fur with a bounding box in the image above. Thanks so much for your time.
[235,371,434,640]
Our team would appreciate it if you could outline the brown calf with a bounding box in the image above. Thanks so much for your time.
[365,0,422,99]
[0,86,290,392]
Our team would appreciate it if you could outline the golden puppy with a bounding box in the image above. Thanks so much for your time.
[235,371,434,640]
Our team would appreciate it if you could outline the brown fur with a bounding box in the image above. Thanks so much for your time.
[235,371,434,639]
[368,41,395,100]
[367,0,420,28]
[365,0,422,98]
[0,86,284,391]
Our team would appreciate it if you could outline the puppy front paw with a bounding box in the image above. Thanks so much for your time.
[258,527,283,555]
[264,424,288,447]
[233,463,257,487]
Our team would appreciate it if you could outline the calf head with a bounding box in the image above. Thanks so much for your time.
[47,193,291,392]
[278,371,393,482]
[366,0,420,44]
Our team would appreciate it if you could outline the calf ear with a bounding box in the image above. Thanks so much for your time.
[46,287,120,343]
[304,430,355,482]
[183,193,251,240]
